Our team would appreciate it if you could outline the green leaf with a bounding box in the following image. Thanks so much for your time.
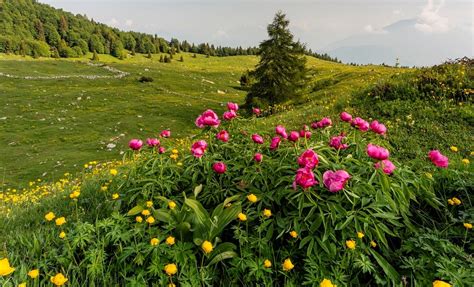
[194,184,203,198]
[207,251,238,266]
[369,249,400,284]
[127,205,144,216]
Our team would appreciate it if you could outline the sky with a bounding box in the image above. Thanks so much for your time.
[40,0,473,66]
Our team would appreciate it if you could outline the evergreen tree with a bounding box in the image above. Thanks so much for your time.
[245,11,307,107]
[179,55,184,62]
[91,50,99,61]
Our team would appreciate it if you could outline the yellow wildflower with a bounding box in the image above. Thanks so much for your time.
[452,197,462,205]
[289,230,298,238]
[18,283,26,287]
[263,259,272,268]
[45,212,55,221]
[59,231,66,239]
[146,216,155,224]
[164,263,177,276]
[168,284,176,287]
[447,199,454,205]
[450,146,458,152]
[282,258,294,272]
[346,239,356,250]
[69,190,80,199]
[172,149,179,154]
[150,238,160,246]
[247,194,257,203]
[112,193,119,200]
[55,217,66,226]
[166,236,175,246]
[201,240,213,254]
[433,280,452,287]
[146,201,153,208]
[141,210,151,216]
[238,213,247,222]
[464,223,472,229]
[462,159,470,164]
[0,258,15,276]
[357,232,365,239]
[110,169,118,176]
[50,273,68,286]
[28,269,39,279]
[370,241,377,248]
[101,186,108,192]
[170,154,178,160]
[168,201,176,209]
[263,209,272,218]
[135,216,143,223]
[320,279,336,287]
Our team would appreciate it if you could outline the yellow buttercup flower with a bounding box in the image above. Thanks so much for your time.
[59,231,66,239]
[263,259,272,268]
[110,169,118,176]
[447,199,454,205]
[263,209,272,218]
[450,146,458,152]
[238,213,247,222]
[69,190,80,199]
[433,280,452,287]
[282,258,294,271]
[247,194,257,203]
[146,216,155,224]
[201,240,213,254]
[0,258,15,276]
[289,230,298,238]
[28,269,39,279]
[50,273,68,286]
[141,210,151,216]
[112,193,119,200]
[464,223,473,229]
[164,263,178,276]
[101,186,108,192]
[166,236,175,246]
[45,212,55,221]
[346,239,356,250]
[168,201,176,209]
[135,216,143,223]
[370,241,377,248]
[150,238,160,246]
[172,149,179,154]
[146,201,153,208]
[320,278,336,287]
[357,232,365,239]
[462,159,470,164]
[55,217,66,226]
[18,283,26,287]
[168,284,176,287]
[452,197,461,205]
[170,154,178,160]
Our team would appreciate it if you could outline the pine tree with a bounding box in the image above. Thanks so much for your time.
[92,50,99,61]
[245,11,307,107]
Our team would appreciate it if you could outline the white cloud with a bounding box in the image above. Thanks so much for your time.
[364,24,387,34]
[125,19,134,27]
[108,18,119,27]
[393,10,401,15]
[415,0,449,33]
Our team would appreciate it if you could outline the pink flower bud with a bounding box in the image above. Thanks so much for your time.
[213,162,227,174]
[129,139,143,150]
[216,130,230,142]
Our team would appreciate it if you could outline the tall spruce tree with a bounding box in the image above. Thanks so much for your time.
[246,11,307,107]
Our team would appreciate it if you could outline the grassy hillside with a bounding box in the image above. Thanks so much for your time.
[0,53,399,187]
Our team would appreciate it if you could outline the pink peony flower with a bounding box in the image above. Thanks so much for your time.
[216,130,230,142]
[329,135,348,150]
[352,117,369,131]
[269,136,281,150]
[428,150,449,168]
[374,160,396,175]
[160,130,171,138]
[340,112,352,122]
[288,131,300,142]
[293,168,318,190]
[158,147,166,154]
[312,117,332,129]
[275,125,288,139]
[253,108,261,115]
[323,170,351,192]
[299,129,312,139]
[252,134,264,144]
[195,110,220,128]
[254,153,263,163]
[129,139,143,150]
[370,120,387,135]
[213,162,227,174]
[298,149,319,169]
[146,138,160,147]
[227,102,239,111]
[223,110,237,121]
[366,144,390,160]
[191,140,208,158]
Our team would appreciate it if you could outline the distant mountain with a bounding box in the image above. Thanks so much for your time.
[325,19,471,66]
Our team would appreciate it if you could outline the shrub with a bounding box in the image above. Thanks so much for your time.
[138,76,154,83]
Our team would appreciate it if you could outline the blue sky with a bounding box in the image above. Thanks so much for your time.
[40,0,473,66]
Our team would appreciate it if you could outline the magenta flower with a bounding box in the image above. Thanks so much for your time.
[213,162,227,174]
[191,140,208,158]
[312,117,332,129]
[323,170,351,192]
[298,149,319,169]
[275,125,288,139]
[367,144,390,160]
[254,153,263,163]
[253,108,261,115]
[329,135,348,150]
[288,131,300,142]
[227,102,239,111]
[299,130,312,139]
[340,112,352,122]
[216,130,230,142]
[129,139,143,150]
[269,136,281,150]
[195,110,220,128]
[146,138,160,147]
[160,130,171,138]
[374,160,396,175]
[223,110,237,121]
[293,168,318,190]
[252,134,264,144]
[158,147,166,154]
[352,117,369,131]
[370,120,387,135]
[428,150,449,168]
